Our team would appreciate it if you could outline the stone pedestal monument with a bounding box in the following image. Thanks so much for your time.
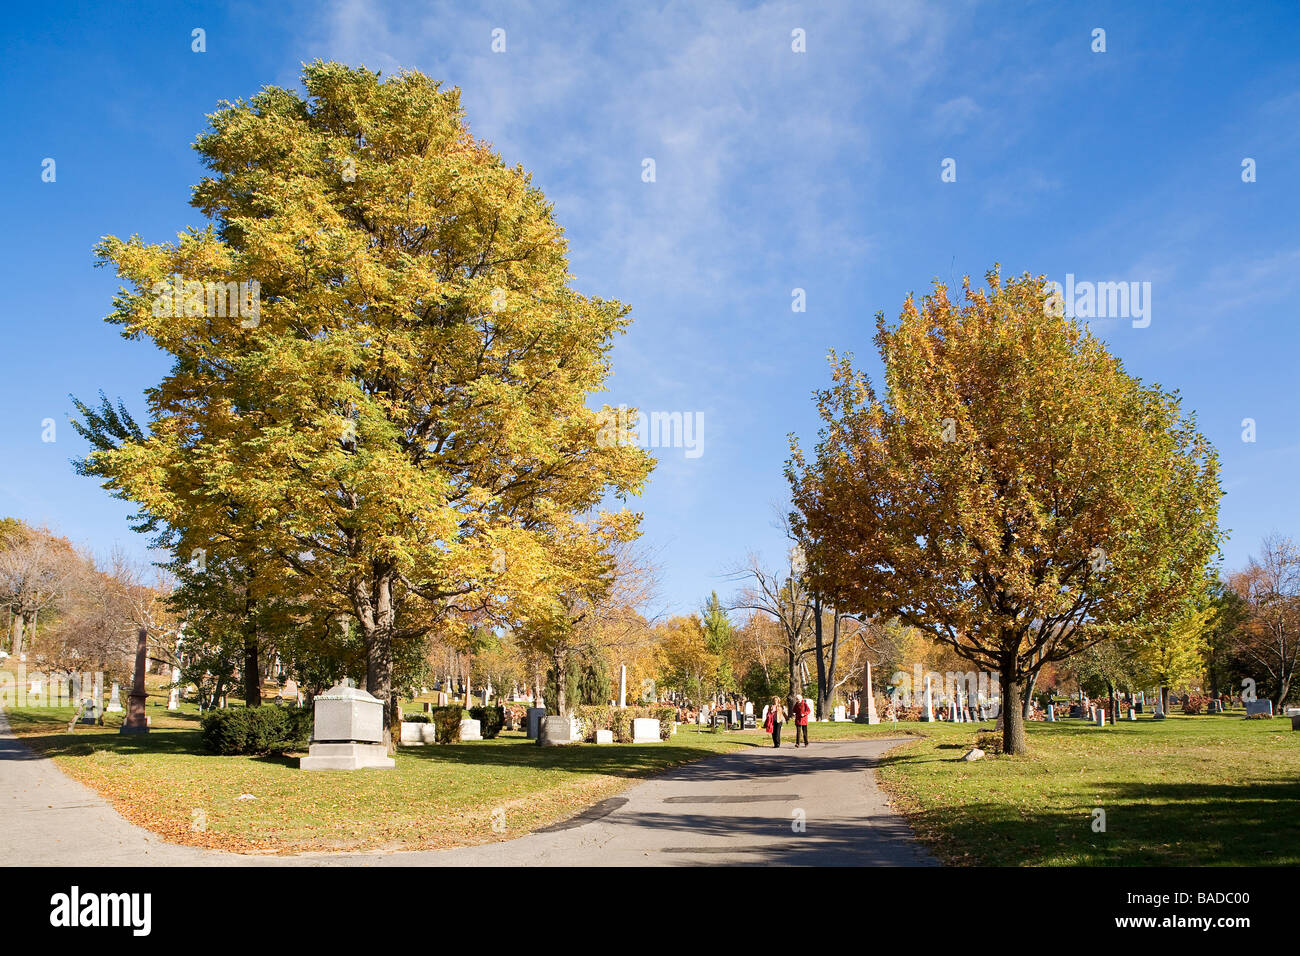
[119,628,150,735]
[300,683,395,770]
[857,660,879,724]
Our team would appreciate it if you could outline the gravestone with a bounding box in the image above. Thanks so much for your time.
[618,664,627,708]
[595,729,614,744]
[538,715,576,746]
[859,660,880,724]
[833,705,846,722]
[1245,700,1273,717]
[300,683,395,770]
[1127,709,1137,721]
[631,717,660,743]
[1210,700,1224,714]
[1291,715,1300,732]
[923,675,935,722]
[80,698,99,725]
[119,627,150,735]
[1046,704,1055,721]
[459,718,482,741]
[1095,710,1106,727]
[526,706,547,739]
[106,683,123,713]
[437,691,448,706]
[400,721,437,745]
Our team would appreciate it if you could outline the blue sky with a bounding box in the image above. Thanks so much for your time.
[2,0,1298,618]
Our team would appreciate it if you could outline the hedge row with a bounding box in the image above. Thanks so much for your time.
[200,705,312,755]
[573,704,675,742]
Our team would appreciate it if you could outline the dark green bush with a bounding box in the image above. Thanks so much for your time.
[430,705,465,743]
[200,705,311,755]
[469,705,504,738]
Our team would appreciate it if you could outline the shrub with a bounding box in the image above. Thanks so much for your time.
[1245,711,1271,720]
[1183,694,1210,716]
[649,705,675,740]
[611,708,633,743]
[574,704,614,741]
[430,705,465,743]
[469,705,505,739]
[403,712,431,724]
[200,705,311,755]
[974,730,1002,754]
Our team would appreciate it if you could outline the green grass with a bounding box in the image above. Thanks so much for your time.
[2,692,919,854]
[874,712,1300,866]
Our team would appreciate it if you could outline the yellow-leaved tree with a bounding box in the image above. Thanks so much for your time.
[81,62,652,747]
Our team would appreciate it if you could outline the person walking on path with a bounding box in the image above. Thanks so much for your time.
[792,696,811,747]
[764,696,787,748]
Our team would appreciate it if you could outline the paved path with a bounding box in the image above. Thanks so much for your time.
[1,713,936,867]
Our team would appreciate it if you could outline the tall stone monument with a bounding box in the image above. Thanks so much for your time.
[922,674,935,722]
[858,660,879,724]
[119,627,150,735]
[300,683,395,770]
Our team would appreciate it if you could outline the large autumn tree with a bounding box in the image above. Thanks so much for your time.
[787,269,1221,754]
[82,62,651,744]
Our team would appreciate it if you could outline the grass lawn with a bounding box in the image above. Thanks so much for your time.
[874,712,1300,866]
[1,680,930,855]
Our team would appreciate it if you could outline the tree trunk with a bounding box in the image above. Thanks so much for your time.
[1000,661,1027,755]
[357,568,397,755]
[786,643,796,704]
[812,596,828,720]
[1022,669,1038,720]
[11,612,25,656]
[553,648,569,716]
[242,597,261,707]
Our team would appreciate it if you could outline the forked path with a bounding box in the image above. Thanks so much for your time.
[0,713,936,867]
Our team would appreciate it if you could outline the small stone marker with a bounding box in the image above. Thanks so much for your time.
[1095,710,1106,727]
[106,683,123,713]
[1046,704,1055,721]
[631,717,660,743]
[961,748,984,762]
[459,718,482,741]
[399,721,436,745]
[1245,700,1273,717]
[595,729,614,744]
[299,682,395,770]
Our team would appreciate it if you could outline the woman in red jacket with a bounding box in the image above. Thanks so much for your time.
[792,697,811,747]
